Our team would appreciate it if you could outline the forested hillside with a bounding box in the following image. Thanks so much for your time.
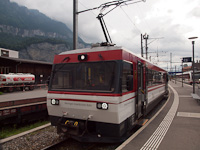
[0,0,88,62]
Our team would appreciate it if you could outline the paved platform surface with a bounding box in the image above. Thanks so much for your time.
[0,88,47,108]
[117,81,200,150]
[0,88,47,102]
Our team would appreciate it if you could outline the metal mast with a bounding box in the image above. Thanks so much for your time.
[73,0,78,50]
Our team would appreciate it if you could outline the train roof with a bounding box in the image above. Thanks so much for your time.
[59,46,123,55]
[58,45,167,72]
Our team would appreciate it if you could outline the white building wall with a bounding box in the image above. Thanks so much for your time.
[0,48,19,58]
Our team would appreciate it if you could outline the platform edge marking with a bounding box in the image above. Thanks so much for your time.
[140,84,179,150]
[115,88,171,150]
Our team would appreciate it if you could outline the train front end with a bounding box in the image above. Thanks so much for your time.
[47,46,135,143]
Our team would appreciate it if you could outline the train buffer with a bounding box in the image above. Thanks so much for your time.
[116,81,200,150]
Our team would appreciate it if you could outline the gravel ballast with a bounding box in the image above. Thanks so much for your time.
[1,125,62,150]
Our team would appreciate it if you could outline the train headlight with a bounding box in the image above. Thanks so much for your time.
[51,99,59,105]
[78,54,88,61]
[96,102,109,110]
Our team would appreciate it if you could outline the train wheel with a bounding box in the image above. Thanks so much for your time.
[8,87,14,92]
[3,88,8,93]
[24,86,30,91]
[29,86,34,90]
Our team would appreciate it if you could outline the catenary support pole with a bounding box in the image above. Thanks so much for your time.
[141,34,143,57]
[143,34,149,60]
[182,59,183,87]
[73,0,78,50]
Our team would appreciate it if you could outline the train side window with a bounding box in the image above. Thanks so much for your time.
[122,61,133,93]
[146,67,149,86]
[148,69,153,86]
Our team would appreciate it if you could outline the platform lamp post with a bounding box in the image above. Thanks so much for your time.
[181,60,183,87]
[188,36,198,94]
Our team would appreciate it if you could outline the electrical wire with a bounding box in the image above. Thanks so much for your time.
[134,3,151,33]
[78,0,141,49]
[78,0,97,17]
[120,7,142,34]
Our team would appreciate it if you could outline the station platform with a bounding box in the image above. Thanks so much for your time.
[0,88,48,124]
[0,88,47,108]
[116,81,200,150]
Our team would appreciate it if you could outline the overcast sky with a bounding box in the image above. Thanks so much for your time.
[10,0,200,71]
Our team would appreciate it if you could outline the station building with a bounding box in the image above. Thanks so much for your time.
[0,48,52,84]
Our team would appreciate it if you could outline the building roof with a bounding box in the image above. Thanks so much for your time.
[0,56,52,65]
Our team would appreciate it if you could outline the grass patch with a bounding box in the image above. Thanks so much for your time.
[0,120,49,139]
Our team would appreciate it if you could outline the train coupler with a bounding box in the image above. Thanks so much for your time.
[58,120,80,135]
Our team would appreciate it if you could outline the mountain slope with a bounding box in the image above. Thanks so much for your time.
[0,0,72,38]
[0,0,88,62]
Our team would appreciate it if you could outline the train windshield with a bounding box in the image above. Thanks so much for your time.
[50,61,116,92]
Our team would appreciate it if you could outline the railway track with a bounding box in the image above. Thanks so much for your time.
[1,92,168,150]
[42,94,169,150]
[42,138,121,150]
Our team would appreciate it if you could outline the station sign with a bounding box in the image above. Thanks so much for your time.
[182,57,192,62]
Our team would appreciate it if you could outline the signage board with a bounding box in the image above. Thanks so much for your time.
[182,57,192,62]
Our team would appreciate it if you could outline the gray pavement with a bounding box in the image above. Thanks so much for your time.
[117,81,200,150]
[0,88,47,102]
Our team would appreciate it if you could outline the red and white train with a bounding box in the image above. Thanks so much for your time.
[176,71,200,85]
[0,73,35,92]
[47,45,168,143]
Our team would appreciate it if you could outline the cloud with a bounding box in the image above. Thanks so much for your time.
[189,6,200,18]
[9,0,200,71]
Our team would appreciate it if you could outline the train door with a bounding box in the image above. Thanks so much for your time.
[136,61,145,119]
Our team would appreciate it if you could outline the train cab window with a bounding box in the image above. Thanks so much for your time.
[122,61,133,93]
[50,61,117,92]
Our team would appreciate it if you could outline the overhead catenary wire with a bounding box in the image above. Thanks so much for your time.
[78,0,146,44]
[78,0,97,17]
[134,3,151,33]
[78,0,145,49]
[78,0,146,14]
[120,7,142,34]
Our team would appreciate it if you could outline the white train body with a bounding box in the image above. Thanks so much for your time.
[176,71,200,84]
[47,46,168,143]
[0,73,35,85]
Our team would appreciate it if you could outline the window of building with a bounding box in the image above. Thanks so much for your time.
[1,50,9,57]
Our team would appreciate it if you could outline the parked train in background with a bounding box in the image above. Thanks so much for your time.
[47,45,169,143]
[176,71,200,85]
[0,73,35,92]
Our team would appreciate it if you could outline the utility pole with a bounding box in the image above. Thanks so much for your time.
[192,41,195,93]
[141,34,143,57]
[170,53,172,72]
[167,63,168,72]
[188,36,198,94]
[175,65,176,84]
[73,0,78,50]
[143,34,149,60]
[182,59,183,87]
